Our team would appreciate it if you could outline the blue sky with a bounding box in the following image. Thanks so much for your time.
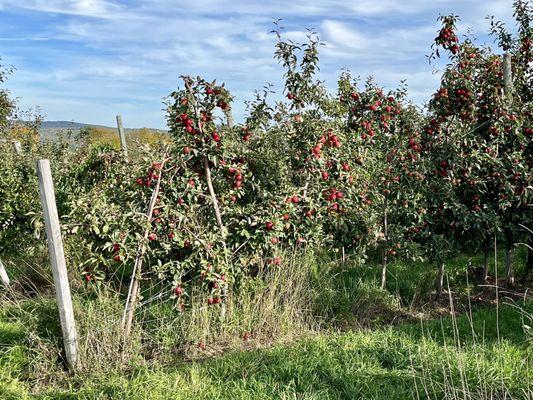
[0,0,515,129]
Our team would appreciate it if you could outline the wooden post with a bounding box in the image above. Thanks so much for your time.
[224,107,234,129]
[12,141,22,155]
[503,52,513,101]
[0,260,10,288]
[36,159,78,370]
[380,198,388,290]
[116,115,128,158]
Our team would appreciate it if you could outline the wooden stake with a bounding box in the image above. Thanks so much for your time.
[0,260,10,288]
[224,107,234,129]
[12,141,22,155]
[36,159,78,370]
[116,115,128,158]
[503,52,513,101]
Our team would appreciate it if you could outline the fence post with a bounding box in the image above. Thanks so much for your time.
[0,260,10,288]
[224,107,234,129]
[116,115,128,158]
[503,52,513,101]
[36,159,78,370]
[12,141,22,155]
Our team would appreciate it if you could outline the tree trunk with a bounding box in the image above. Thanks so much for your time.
[435,261,445,301]
[504,229,515,286]
[482,244,489,282]
[505,245,515,286]
[380,198,388,290]
[183,77,228,320]
[526,234,533,277]
[123,159,166,339]
[203,156,225,236]
[380,254,387,290]
[183,77,226,238]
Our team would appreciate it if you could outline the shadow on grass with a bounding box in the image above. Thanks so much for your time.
[36,302,532,400]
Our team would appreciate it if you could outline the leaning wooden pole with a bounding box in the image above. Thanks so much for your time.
[0,259,10,288]
[36,159,78,370]
[123,159,166,338]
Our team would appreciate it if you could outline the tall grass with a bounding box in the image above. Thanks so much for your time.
[0,250,320,386]
[1,249,531,398]
[138,250,319,361]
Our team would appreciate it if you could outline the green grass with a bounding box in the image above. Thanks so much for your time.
[324,247,529,311]
[1,303,530,399]
[1,250,531,399]
[0,319,29,400]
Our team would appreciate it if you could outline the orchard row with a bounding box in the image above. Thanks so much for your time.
[0,4,531,307]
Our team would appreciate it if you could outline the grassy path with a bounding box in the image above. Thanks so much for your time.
[1,302,531,399]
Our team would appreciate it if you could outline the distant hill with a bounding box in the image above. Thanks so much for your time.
[39,120,168,141]
[40,121,98,129]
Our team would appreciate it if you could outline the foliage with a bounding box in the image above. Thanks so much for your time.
[417,5,532,288]
[0,3,531,310]
[0,60,15,136]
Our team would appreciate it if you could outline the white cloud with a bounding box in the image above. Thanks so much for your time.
[1,0,520,128]
[322,20,370,51]
[0,37,50,41]
[0,0,122,18]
